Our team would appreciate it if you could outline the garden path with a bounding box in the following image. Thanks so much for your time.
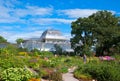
[41,67,79,81]
[62,67,79,81]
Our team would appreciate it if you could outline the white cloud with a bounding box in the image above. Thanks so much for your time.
[58,9,117,18]
[0,0,53,23]
[58,9,99,18]
[0,31,43,43]
[1,0,21,8]
[0,17,23,23]
[31,18,75,25]
[0,6,10,18]
[0,26,21,31]
[14,6,53,17]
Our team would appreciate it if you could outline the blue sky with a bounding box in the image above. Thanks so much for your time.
[0,0,120,43]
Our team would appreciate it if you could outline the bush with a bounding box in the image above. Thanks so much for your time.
[74,62,120,81]
[74,65,92,80]
[41,68,54,79]
[49,71,62,81]
[0,57,25,70]
[1,68,33,81]
[33,51,54,58]
[74,73,92,80]
[86,63,120,81]
[59,67,68,73]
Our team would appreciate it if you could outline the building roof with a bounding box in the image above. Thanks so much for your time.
[40,29,67,40]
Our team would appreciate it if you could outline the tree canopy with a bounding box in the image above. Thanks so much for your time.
[0,36,7,43]
[16,38,24,44]
[71,10,120,56]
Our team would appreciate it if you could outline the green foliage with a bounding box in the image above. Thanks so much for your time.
[16,38,24,44]
[71,10,120,56]
[0,57,25,70]
[18,47,28,52]
[0,44,18,57]
[74,72,92,80]
[28,58,42,69]
[41,60,51,68]
[74,62,120,81]
[1,68,33,81]
[63,56,83,67]
[89,57,100,64]
[33,68,48,78]
[31,49,54,58]
[39,51,54,58]
[59,67,68,73]
[0,45,27,70]
[0,36,7,43]
[82,44,92,56]
[113,54,120,61]
[49,71,62,81]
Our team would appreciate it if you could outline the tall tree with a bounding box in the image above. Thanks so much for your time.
[71,10,120,56]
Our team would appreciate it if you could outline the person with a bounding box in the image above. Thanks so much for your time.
[83,54,87,64]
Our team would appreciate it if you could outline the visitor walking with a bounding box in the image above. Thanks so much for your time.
[83,54,87,64]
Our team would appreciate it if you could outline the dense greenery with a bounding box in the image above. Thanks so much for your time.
[0,41,120,81]
[1,68,33,81]
[74,61,120,81]
[71,10,120,56]
[0,36,7,43]
[0,44,83,81]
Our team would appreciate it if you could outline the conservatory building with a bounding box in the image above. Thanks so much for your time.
[22,29,74,52]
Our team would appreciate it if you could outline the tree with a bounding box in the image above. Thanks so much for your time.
[16,38,24,48]
[0,36,7,43]
[71,10,120,56]
[16,38,24,44]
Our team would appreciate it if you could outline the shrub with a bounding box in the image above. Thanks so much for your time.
[74,62,120,81]
[41,60,51,68]
[113,54,120,61]
[1,68,33,81]
[89,57,100,64]
[49,71,62,81]
[36,51,54,58]
[74,73,92,80]
[41,68,54,79]
[86,63,120,81]
[74,66,92,80]
[0,57,25,70]
[59,67,68,73]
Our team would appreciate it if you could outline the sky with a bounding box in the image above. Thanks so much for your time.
[0,0,120,43]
